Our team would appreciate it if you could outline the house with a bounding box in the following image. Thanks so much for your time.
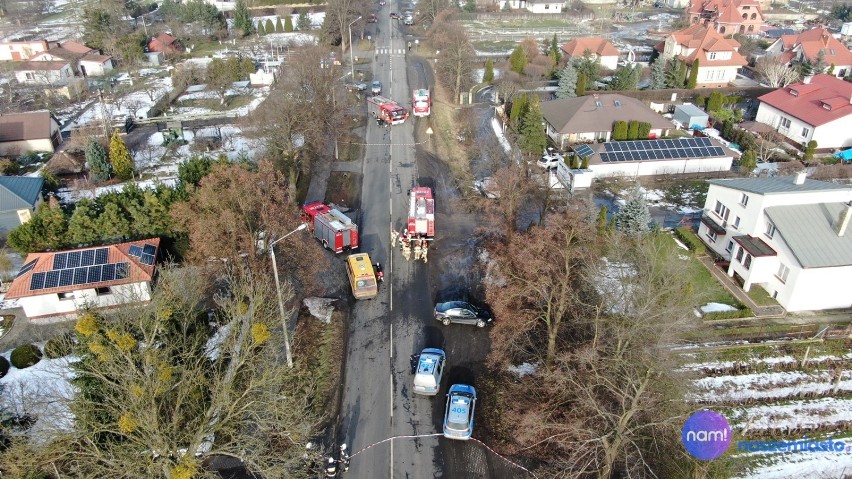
[688,0,765,36]
[29,41,114,77]
[0,176,44,232]
[0,40,50,61]
[0,111,63,156]
[754,74,852,149]
[697,174,852,312]
[14,61,74,86]
[148,33,183,55]
[655,24,748,87]
[78,55,114,76]
[502,0,562,13]
[560,37,620,70]
[541,94,673,148]
[4,239,161,320]
[765,27,852,79]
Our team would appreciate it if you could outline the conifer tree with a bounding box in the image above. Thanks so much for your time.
[596,206,608,236]
[297,12,311,31]
[576,72,587,96]
[614,186,652,237]
[686,58,699,89]
[483,59,494,83]
[650,58,667,90]
[276,16,284,32]
[109,129,135,181]
[233,0,254,36]
[67,199,102,245]
[520,97,547,154]
[555,63,577,99]
[257,21,266,35]
[509,45,527,74]
[86,138,111,182]
[265,19,274,34]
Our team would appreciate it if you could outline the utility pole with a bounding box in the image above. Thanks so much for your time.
[98,89,109,140]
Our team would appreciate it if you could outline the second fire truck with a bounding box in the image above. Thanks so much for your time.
[412,89,431,117]
[367,95,409,125]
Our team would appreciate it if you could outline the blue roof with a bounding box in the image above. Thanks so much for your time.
[0,176,43,210]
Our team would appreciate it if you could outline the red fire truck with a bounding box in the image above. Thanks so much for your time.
[412,89,431,117]
[301,202,359,253]
[367,95,409,125]
[406,187,435,239]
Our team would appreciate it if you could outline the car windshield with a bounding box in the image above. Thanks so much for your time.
[447,394,472,429]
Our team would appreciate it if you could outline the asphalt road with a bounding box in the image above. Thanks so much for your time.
[338,6,528,479]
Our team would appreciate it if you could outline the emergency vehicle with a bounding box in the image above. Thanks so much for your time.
[412,89,431,117]
[407,187,435,239]
[367,95,409,125]
[301,202,359,253]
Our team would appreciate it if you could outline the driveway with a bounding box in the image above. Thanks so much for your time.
[0,307,75,352]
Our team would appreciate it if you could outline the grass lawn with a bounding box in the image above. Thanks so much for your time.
[746,285,778,306]
[325,171,361,209]
[682,250,736,305]
[472,40,517,53]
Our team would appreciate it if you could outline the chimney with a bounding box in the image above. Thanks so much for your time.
[834,202,852,237]
[802,75,813,84]
[794,171,807,185]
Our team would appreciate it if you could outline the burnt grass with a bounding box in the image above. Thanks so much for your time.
[292,305,347,421]
[325,172,362,211]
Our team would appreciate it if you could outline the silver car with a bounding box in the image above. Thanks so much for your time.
[443,384,476,440]
[371,80,382,95]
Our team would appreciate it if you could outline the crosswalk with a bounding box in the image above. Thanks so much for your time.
[376,48,408,55]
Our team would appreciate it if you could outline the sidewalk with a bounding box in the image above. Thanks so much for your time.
[697,255,786,318]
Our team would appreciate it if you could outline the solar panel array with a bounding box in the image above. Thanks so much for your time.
[16,259,38,278]
[30,261,129,291]
[599,137,725,163]
[574,144,595,158]
[128,243,157,266]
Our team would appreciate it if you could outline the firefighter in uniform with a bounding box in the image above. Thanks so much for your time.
[390,226,399,248]
[402,240,411,261]
[413,240,422,261]
[421,241,428,263]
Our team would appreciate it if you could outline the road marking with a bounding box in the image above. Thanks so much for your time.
[390,324,393,358]
[390,436,394,479]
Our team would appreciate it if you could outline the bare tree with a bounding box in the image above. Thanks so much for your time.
[755,54,800,87]
[428,11,475,102]
[325,0,369,53]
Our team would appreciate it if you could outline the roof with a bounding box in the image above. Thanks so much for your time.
[688,0,763,19]
[560,37,620,58]
[585,137,732,165]
[707,175,852,195]
[17,61,69,71]
[152,33,177,46]
[764,203,852,268]
[5,238,161,300]
[0,176,43,210]
[662,24,748,67]
[757,74,852,128]
[58,41,95,55]
[541,94,673,135]
[0,111,59,142]
[45,150,86,175]
[79,54,112,63]
[733,235,777,257]
[675,103,708,117]
[783,27,852,66]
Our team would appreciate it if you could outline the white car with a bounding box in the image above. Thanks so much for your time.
[537,148,565,170]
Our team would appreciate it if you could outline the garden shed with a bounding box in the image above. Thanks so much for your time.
[673,104,709,130]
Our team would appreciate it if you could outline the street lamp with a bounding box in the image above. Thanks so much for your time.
[348,16,362,82]
[268,223,308,368]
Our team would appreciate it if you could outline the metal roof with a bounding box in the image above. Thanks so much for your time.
[675,103,708,117]
[764,203,852,268]
[706,176,852,195]
[0,176,43,210]
[733,235,776,257]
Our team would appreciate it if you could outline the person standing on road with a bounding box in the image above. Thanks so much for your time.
[391,226,399,247]
[421,241,428,263]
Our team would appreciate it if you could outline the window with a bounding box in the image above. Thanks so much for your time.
[95,287,111,296]
[736,247,744,262]
[765,221,776,238]
[779,117,791,129]
[25,72,34,80]
[741,13,747,19]
[714,200,730,222]
[750,13,756,19]
[706,229,718,242]
[595,100,602,107]
[58,292,75,301]
[748,24,754,32]
[733,216,741,229]
[776,264,790,283]
[720,26,726,34]
[739,193,749,206]
[801,127,809,138]
[614,100,621,107]
[743,254,752,270]
[725,240,734,253]
[840,69,848,77]
[739,25,745,33]
[544,4,549,8]
[709,52,717,60]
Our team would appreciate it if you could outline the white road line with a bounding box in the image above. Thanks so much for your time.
[390,436,394,479]
[390,324,393,358]
[389,371,394,418]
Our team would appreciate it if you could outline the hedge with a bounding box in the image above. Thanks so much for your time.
[703,306,754,320]
[10,344,42,369]
[674,227,706,255]
[0,355,9,378]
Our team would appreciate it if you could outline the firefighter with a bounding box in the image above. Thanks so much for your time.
[375,263,384,283]
[421,241,428,263]
[401,241,411,261]
[390,226,399,248]
[376,116,384,127]
[413,240,422,261]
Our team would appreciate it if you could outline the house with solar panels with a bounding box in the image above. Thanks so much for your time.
[5,239,160,320]
[698,174,852,312]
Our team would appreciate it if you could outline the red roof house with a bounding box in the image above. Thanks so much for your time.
[754,74,852,149]
[655,24,748,87]
[560,37,621,70]
[766,27,852,80]
[688,0,765,37]
[148,33,183,55]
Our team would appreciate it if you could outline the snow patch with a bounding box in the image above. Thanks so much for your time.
[205,321,235,361]
[700,302,738,313]
[303,298,337,324]
[490,117,511,153]
[507,362,539,377]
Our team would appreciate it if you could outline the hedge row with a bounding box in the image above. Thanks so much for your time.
[674,227,706,255]
[704,306,754,320]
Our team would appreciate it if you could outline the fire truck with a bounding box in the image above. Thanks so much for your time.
[406,187,435,239]
[412,89,431,117]
[367,95,409,125]
[301,202,359,253]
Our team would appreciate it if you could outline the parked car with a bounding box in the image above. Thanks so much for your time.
[390,12,399,19]
[379,0,386,5]
[443,384,476,440]
[434,301,492,327]
[412,348,445,396]
[403,14,414,25]
[367,13,377,22]
[537,147,565,170]
[371,80,382,95]
[349,81,368,92]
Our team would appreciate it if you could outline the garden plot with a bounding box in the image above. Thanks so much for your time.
[133,125,264,176]
[691,369,852,403]
[728,397,852,433]
[64,76,173,131]
[171,84,269,117]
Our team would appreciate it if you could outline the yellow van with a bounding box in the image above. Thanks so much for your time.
[346,253,378,300]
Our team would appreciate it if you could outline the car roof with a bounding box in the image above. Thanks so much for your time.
[448,383,476,396]
[436,301,470,311]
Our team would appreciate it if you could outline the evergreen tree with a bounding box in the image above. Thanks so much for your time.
[581,157,588,169]
[612,120,628,140]
[276,16,285,33]
[686,58,699,88]
[265,19,274,34]
[67,199,102,245]
[86,138,111,183]
[721,119,734,139]
[576,72,587,96]
[233,0,254,36]
[484,59,494,83]
[7,200,68,254]
[627,120,640,140]
[828,63,836,75]
[803,140,818,163]
[509,45,527,74]
[707,91,724,112]
[572,155,580,169]
[555,62,578,98]
[610,64,638,90]
[813,51,827,74]
[614,186,652,237]
[109,129,135,181]
[257,21,266,35]
[637,122,652,139]
[463,0,476,12]
[596,206,608,236]
[548,34,561,65]
[98,202,131,241]
[297,12,311,31]
[650,58,667,90]
[739,149,757,172]
[677,61,688,87]
[509,94,528,131]
[520,97,547,154]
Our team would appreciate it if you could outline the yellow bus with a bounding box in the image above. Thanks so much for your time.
[346,253,378,300]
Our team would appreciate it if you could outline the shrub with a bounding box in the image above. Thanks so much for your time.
[44,335,73,359]
[0,355,9,378]
[10,344,43,369]
[673,227,706,255]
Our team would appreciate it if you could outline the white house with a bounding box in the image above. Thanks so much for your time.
[698,174,852,312]
[5,239,161,320]
[78,55,114,76]
[655,24,748,88]
[755,74,852,150]
[765,27,852,80]
[502,0,563,13]
[15,61,74,85]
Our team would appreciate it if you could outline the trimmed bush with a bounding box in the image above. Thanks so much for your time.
[44,335,73,359]
[10,344,42,369]
[673,227,706,255]
[0,355,9,378]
